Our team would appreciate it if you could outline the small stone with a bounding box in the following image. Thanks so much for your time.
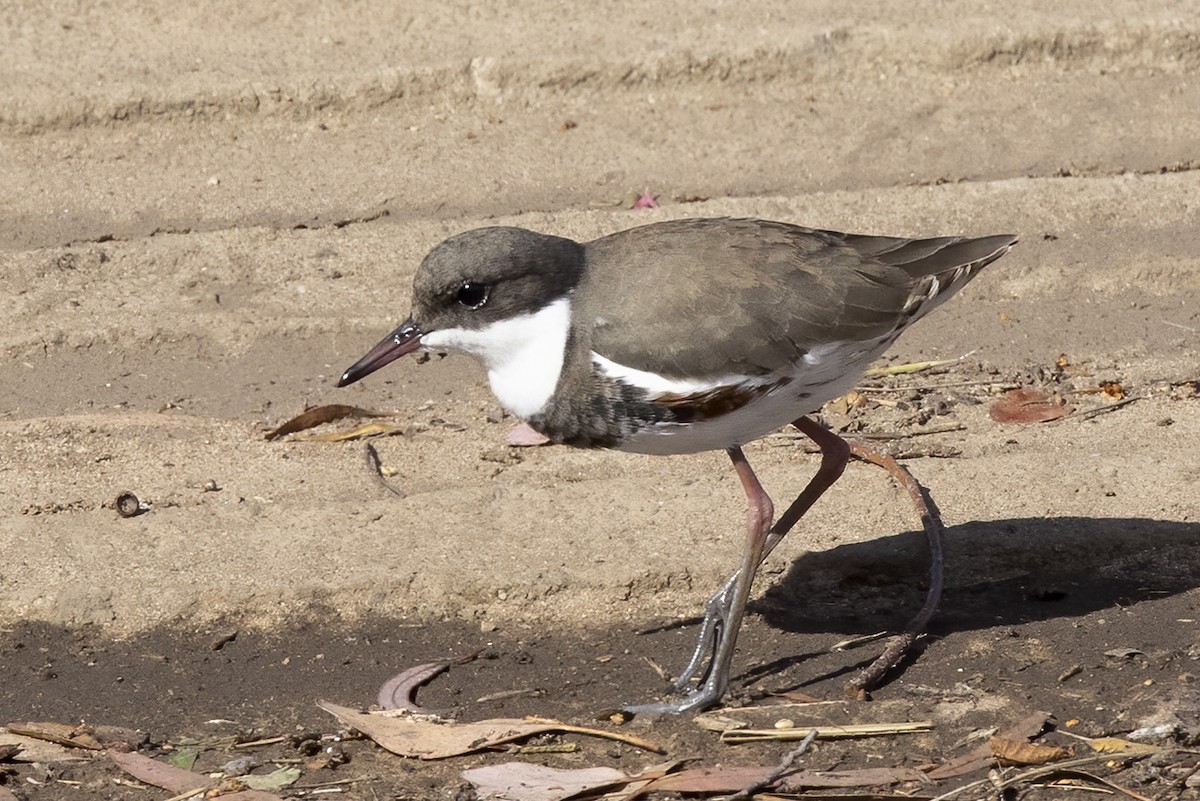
[1128,723,1176,742]
[774,718,795,729]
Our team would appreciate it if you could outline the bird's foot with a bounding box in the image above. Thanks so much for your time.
[668,573,738,692]
[621,677,725,716]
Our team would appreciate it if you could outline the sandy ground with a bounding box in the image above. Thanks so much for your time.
[2,2,1200,799]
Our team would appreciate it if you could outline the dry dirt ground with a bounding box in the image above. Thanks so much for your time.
[3,2,1200,799]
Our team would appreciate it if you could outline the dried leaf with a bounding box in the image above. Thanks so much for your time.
[318,702,663,760]
[596,760,684,801]
[4,721,102,750]
[928,711,1053,780]
[462,762,629,801]
[989,388,1073,424]
[990,735,1071,765]
[168,748,199,771]
[642,765,773,794]
[645,765,924,793]
[264,405,388,440]
[109,750,212,793]
[0,731,87,763]
[1101,381,1126,399]
[242,766,301,791]
[1084,737,1160,757]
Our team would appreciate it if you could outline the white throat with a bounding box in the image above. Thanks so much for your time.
[420,297,572,419]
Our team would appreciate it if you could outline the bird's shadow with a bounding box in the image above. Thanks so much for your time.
[753,516,1200,636]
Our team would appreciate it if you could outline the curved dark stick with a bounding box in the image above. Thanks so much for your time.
[842,443,946,699]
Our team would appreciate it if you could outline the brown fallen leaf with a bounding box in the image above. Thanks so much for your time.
[109,751,284,800]
[644,765,924,793]
[594,760,683,801]
[109,750,212,793]
[990,735,1071,765]
[928,711,1053,780]
[462,762,629,801]
[264,404,389,440]
[989,388,1073,423]
[318,702,663,760]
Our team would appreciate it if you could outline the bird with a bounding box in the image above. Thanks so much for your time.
[337,217,1017,714]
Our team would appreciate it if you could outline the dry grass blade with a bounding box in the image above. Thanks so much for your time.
[300,421,408,441]
[1031,768,1156,801]
[720,720,932,744]
[1067,395,1144,422]
[865,355,969,377]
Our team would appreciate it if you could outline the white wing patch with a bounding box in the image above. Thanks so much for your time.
[422,297,572,419]
[595,337,895,456]
[591,353,760,397]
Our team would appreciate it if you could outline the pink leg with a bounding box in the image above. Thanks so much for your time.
[665,417,851,697]
[625,446,774,713]
[842,442,945,699]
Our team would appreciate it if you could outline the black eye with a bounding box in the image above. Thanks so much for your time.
[456,282,490,309]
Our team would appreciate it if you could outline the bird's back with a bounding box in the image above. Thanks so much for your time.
[579,218,1015,382]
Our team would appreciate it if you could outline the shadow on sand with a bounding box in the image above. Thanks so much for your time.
[756,515,1200,636]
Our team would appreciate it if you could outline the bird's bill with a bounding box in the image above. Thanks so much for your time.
[337,318,425,387]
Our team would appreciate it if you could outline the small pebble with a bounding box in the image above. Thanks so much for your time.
[1128,723,1177,742]
[219,755,260,775]
[774,719,795,729]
